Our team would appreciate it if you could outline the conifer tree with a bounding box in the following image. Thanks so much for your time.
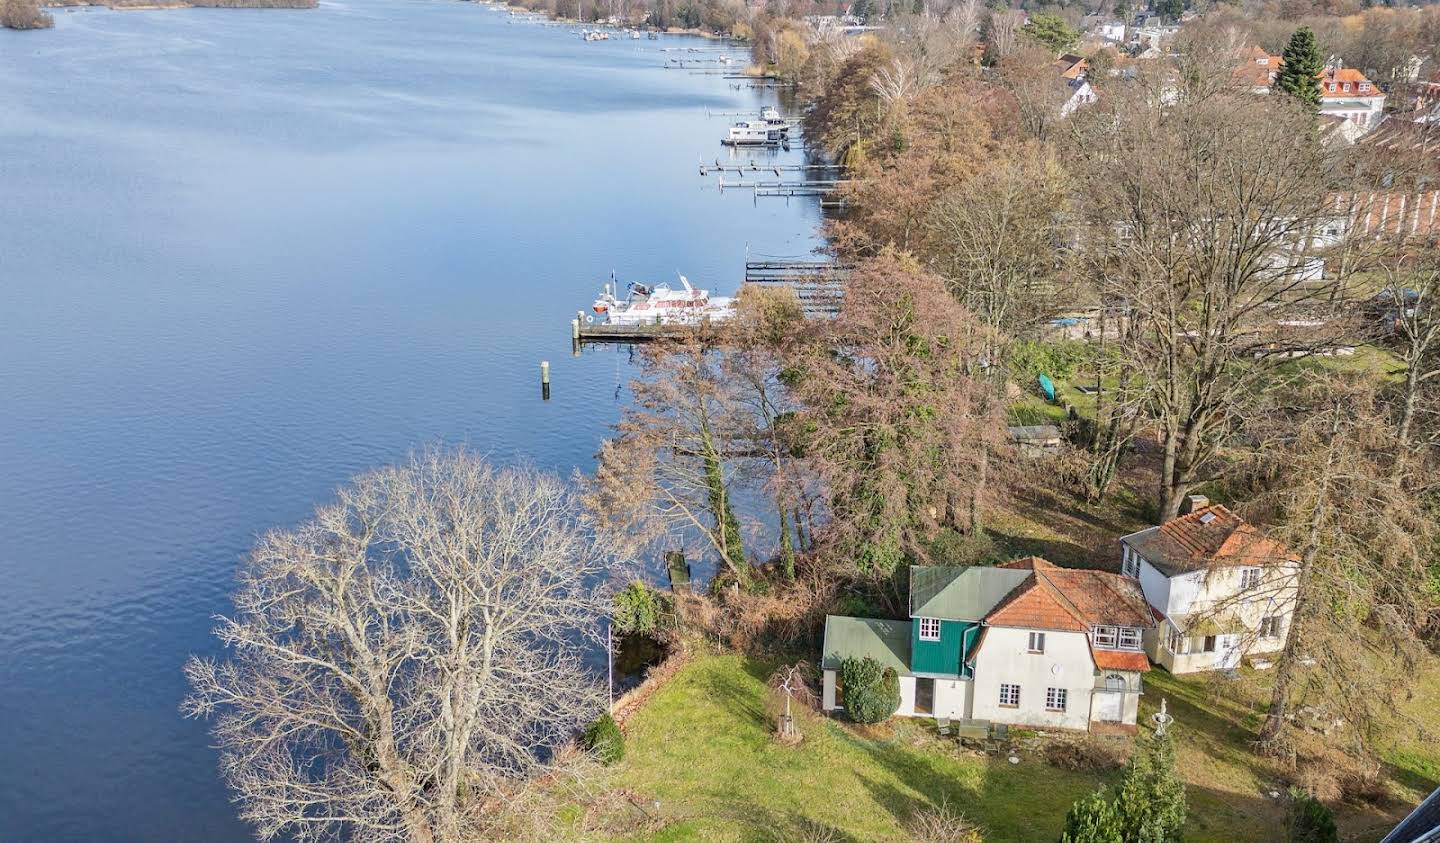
[1274,27,1324,110]
[1059,786,1124,843]
[1115,730,1187,843]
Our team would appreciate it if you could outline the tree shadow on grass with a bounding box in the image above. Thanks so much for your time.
[987,529,1094,567]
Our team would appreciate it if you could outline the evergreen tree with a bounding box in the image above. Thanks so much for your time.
[1022,13,1080,53]
[1274,27,1324,111]
[840,656,901,723]
[1060,786,1124,843]
[1114,730,1187,843]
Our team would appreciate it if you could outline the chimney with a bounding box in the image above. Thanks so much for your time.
[1179,494,1210,516]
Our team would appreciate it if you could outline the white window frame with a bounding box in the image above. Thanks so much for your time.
[1240,567,1261,591]
[999,683,1020,707]
[1118,627,1142,650]
[1122,546,1140,578]
[1167,627,1188,655]
[1046,687,1068,712]
[1028,631,1046,653]
[1259,615,1281,638]
[918,617,942,642]
[1093,625,1118,648]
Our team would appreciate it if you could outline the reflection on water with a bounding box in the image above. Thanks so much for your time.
[0,2,820,838]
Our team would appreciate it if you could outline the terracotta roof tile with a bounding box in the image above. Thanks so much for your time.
[1093,649,1150,671]
[986,557,1152,631]
[1125,504,1293,576]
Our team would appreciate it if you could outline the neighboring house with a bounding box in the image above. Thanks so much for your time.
[1237,50,1386,131]
[1098,20,1125,43]
[1120,504,1299,674]
[1318,64,1386,130]
[1381,785,1440,843]
[821,558,1153,732]
[1234,46,1281,93]
[1051,54,1097,117]
[1061,78,1098,117]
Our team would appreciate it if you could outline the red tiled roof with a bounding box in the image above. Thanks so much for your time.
[1093,649,1151,671]
[988,558,1154,672]
[989,557,1152,631]
[1320,67,1380,99]
[1334,190,1440,239]
[1126,504,1293,576]
[1233,47,1280,87]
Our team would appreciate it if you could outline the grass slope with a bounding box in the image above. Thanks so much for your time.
[604,653,1391,843]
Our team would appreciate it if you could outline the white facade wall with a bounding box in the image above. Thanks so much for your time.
[971,627,1094,731]
[822,670,971,719]
[1126,546,1299,674]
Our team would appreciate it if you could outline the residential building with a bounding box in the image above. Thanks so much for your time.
[821,558,1153,732]
[1236,50,1386,131]
[1120,504,1299,674]
[1319,64,1386,130]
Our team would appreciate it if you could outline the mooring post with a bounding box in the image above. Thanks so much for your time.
[540,360,550,401]
[571,318,580,339]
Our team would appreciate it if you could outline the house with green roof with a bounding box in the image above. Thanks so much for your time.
[821,559,1155,732]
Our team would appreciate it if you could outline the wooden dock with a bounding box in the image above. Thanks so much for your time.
[575,321,721,343]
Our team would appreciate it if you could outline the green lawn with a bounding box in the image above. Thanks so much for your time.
[588,652,1437,843]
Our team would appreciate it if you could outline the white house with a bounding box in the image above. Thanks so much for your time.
[1120,503,1299,674]
[821,558,1153,732]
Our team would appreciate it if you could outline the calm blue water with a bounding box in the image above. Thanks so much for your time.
[0,4,820,838]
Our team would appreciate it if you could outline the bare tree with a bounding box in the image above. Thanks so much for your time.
[591,334,754,587]
[791,252,1008,584]
[1230,373,1436,754]
[183,451,611,843]
[1068,63,1341,520]
[766,662,819,741]
[924,144,1072,345]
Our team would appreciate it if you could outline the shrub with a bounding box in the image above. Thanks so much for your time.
[611,581,672,636]
[1044,738,1127,772]
[1059,786,1123,843]
[1007,339,1088,385]
[840,656,900,724]
[909,801,984,842]
[1286,789,1338,843]
[0,0,53,30]
[582,713,624,765]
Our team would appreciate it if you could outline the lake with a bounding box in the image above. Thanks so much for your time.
[0,4,821,838]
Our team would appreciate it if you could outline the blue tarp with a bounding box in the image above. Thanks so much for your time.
[1037,373,1056,402]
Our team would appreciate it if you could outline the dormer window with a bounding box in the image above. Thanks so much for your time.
[1328,83,1337,92]
[918,617,941,641]
[1360,82,1371,92]
[1343,82,1351,92]
[1094,625,1144,650]
[1122,545,1141,578]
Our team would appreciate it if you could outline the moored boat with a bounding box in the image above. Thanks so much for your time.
[590,274,734,325]
[722,120,784,146]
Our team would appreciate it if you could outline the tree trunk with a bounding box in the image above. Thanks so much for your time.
[1259,406,1339,749]
[1398,361,1420,451]
[968,446,989,536]
[778,498,796,579]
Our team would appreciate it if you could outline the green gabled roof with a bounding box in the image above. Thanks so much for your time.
[821,615,911,674]
[909,565,1031,621]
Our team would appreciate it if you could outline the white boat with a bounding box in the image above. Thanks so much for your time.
[583,29,610,41]
[590,274,734,325]
[760,106,793,134]
[723,120,785,146]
